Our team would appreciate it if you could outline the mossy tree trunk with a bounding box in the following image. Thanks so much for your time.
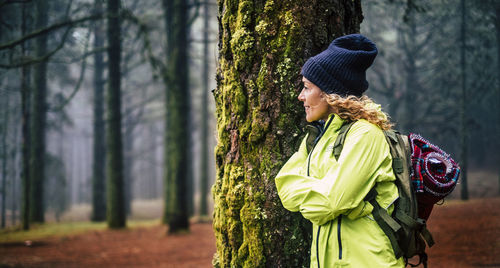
[106,0,126,229]
[162,0,190,233]
[29,0,49,223]
[91,0,107,222]
[212,0,363,267]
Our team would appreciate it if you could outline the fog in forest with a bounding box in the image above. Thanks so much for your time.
[0,0,498,230]
[0,0,218,228]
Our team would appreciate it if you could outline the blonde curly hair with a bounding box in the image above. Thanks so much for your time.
[323,93,393,130]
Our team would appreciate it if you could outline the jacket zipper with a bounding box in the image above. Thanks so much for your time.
[316,226,322,268]
[306,116,334,179]
[306,116,334,268]
[338,215,343,260]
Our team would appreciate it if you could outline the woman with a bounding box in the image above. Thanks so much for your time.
[275,34,404,267]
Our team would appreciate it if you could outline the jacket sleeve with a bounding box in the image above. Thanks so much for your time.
[274,136,309,212]
[275,122,392,226]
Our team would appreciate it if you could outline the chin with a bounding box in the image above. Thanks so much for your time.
[305,116,316,122]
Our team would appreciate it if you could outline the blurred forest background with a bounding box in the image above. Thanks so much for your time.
[0,0,218,230]
[0,0,498,232]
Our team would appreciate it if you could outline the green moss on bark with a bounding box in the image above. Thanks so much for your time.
[213,0,363,267]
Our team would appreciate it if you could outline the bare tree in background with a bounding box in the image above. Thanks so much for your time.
[20,2,33,230]
[459,0,468,200]
[162,0,190,233]
[1,88,10,228]
[106,0,126,229]
[199,0,212,218]
[29,0,49,223]
[91,0,107,222]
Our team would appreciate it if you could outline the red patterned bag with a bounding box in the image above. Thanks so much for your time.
[409,133,461,220]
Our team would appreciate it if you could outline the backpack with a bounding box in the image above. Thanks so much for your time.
[333,121,460,268]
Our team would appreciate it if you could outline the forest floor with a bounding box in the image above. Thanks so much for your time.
[0,197,499,268]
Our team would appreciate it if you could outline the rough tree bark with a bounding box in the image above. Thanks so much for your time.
[162,0,191,233]
[29,0,48,223]
[91,0,107,222]
[212,0,363,267]
[106,0,126,228]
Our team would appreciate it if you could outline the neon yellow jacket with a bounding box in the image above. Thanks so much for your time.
[276,114,404,268]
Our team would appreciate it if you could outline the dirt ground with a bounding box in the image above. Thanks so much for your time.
[1,198,499,268]
[0,222,215,268]
[424,198,500,268]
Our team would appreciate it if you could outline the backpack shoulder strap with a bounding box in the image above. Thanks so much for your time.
[383,130,413,198]
[364,187,404,259]
[333,120,356,160]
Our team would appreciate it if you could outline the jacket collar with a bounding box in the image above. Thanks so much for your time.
[305,114,343,152]
[306,113,345,136]
[324,113,346,134]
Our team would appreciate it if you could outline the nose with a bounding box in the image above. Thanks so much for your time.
[298,88,305,102]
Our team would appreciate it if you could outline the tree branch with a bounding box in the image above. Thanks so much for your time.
[0,24,73,69]
[50,46,107,64]
[0,11,105,51]
[188,0,201,27]
[120,8,166,80]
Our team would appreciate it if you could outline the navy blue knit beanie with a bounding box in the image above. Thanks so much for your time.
[301,34,378,97]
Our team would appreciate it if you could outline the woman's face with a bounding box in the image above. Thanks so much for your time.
[298,77,331,122]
